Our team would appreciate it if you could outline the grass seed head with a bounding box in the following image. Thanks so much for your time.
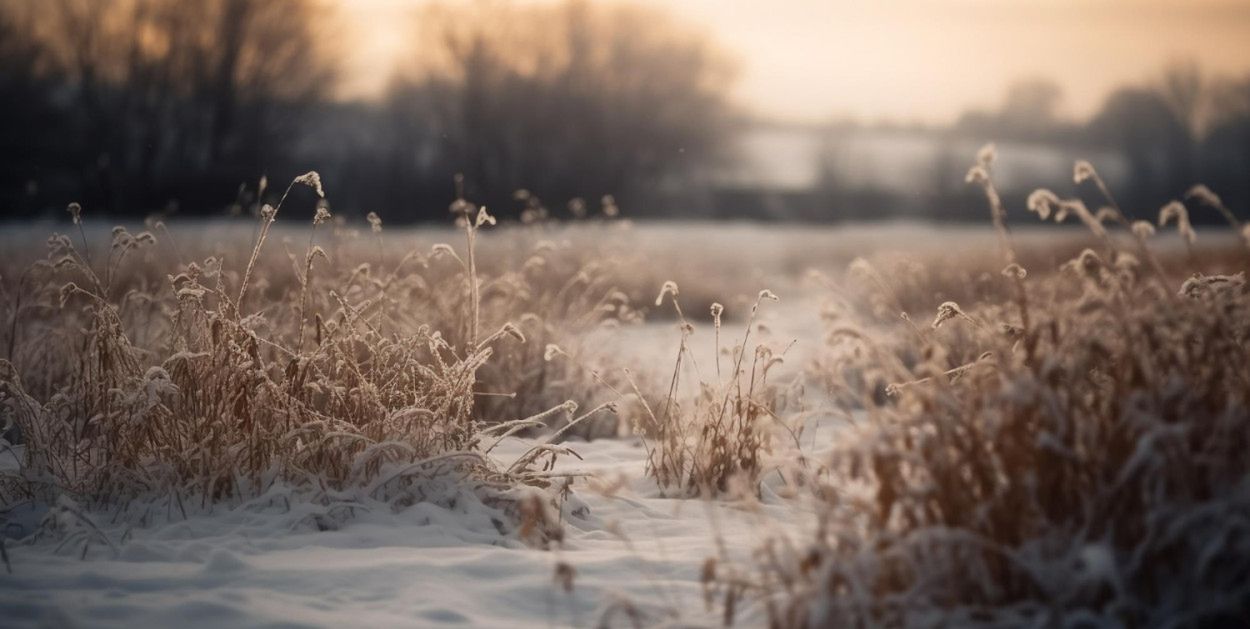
[1027,189,1060,221]
[1158,200,1196,244]
[1073,159,1096,184]
[293,171,325,198]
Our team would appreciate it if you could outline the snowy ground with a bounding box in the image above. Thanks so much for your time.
[0,422,840,629]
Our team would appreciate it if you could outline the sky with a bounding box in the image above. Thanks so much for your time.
[333,0,1250,125]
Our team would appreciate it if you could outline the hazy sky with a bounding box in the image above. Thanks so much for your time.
[334,0,1250,125]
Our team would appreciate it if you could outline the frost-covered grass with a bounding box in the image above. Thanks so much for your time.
[0,179,628,541]
[719,149,1250,627]
[2,154,1249,627]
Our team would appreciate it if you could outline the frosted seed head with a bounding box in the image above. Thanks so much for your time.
[1185,184,1222,207]
[1001,263,1027,280]
[366,211,382,233]
[111,226,132,249]
[1026,189,1059,221]
[1063,248,1105,279]
[655,280,679,306]
[293,171,324,198]
[475,206,497,227]
[931,301,964,329]
[1158,200,1184,227]
[1094,206,1118,225]
[1073,160,1096,184]
[59,281,80,307]
[313,206,331,226]
[1131,220,1156,239]
[67,202,82,225]
[1159,201,1196,244]
[502,322,525,343]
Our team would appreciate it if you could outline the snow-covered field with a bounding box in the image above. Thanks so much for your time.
[4,218,1237,628]
[1,417,838,628]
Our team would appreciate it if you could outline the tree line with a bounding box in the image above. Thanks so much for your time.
[0,0,736,222]
[952,65,1250,216]
[0,0,1247,223]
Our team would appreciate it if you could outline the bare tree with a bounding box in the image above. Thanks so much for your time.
[15,0,338,211]
[1158,59,1206,136]
[387,0,737,218]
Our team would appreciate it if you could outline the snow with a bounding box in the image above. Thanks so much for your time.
[0,422,840,628]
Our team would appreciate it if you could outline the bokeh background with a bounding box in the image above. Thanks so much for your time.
[2,0,1250,223]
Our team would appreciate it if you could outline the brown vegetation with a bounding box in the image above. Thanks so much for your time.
[718,149,1250,627]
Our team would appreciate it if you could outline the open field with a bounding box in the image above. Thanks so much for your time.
[3,156,1250,627]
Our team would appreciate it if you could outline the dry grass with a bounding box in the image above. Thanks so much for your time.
[719,148,1250,626]
[634,283,797,497]
[0,176,624,541]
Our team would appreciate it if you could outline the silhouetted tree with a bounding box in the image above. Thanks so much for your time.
[384,0,737,219]
[1088,87,1190,209]
[0,0,337,215]
[955,78,1078,143]
[0,3,63,216]
[1000,79,1063,136]
[1200,76,1250,214]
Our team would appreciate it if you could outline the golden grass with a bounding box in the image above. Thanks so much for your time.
[714,148,1250,627]
[0,177,624,541]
